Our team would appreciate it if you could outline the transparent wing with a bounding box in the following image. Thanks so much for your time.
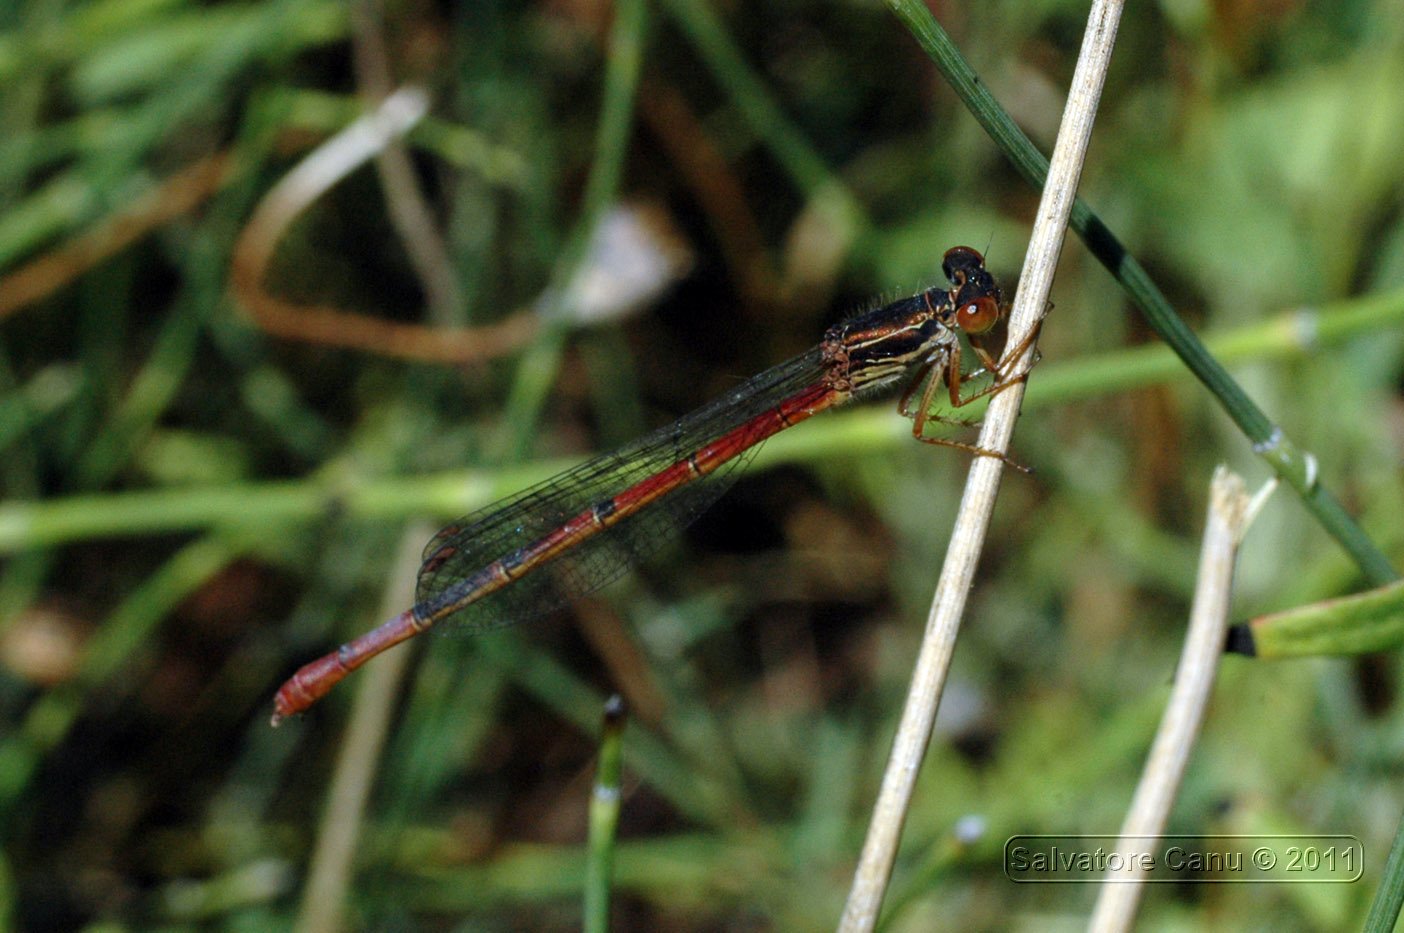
[414,348,828,633]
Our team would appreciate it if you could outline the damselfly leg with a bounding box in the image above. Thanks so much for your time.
[898,311,1045,473]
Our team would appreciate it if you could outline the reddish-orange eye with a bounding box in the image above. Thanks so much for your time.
[956,295,1001,334]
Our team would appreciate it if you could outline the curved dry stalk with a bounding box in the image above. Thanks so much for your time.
[230,88,537,363]
[227,88,538,363]
[839,2,1127,928]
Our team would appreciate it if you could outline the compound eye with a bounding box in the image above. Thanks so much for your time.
[956,295,1000,334]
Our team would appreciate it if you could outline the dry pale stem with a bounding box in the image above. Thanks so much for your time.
[1087,467,1252,933]
[840,2,1127,929]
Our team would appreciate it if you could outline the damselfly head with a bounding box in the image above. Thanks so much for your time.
[942,246,1003,336]
[941,245,987,283]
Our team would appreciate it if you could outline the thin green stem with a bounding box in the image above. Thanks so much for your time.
[659,0,834,199]
[493,0,649,462]
[583,695,627,933]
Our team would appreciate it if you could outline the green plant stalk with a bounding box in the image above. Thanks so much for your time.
[584,696,627,933]
[75,280,206,487]
[658,0,873,276]
[472,632,736,828]
[493,0,648,463]
[1247,580,1404,658]
[659,0,838,201]
[4,286,1402,554]
[884,0,1398,588]
[1368,835,1404,933]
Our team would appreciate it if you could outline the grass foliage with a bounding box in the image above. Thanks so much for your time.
[1,0,1402,928]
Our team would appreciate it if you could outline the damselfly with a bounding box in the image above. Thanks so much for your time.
[272,246,1036,724]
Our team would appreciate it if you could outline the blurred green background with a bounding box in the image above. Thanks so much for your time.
[1,0,1402,929]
